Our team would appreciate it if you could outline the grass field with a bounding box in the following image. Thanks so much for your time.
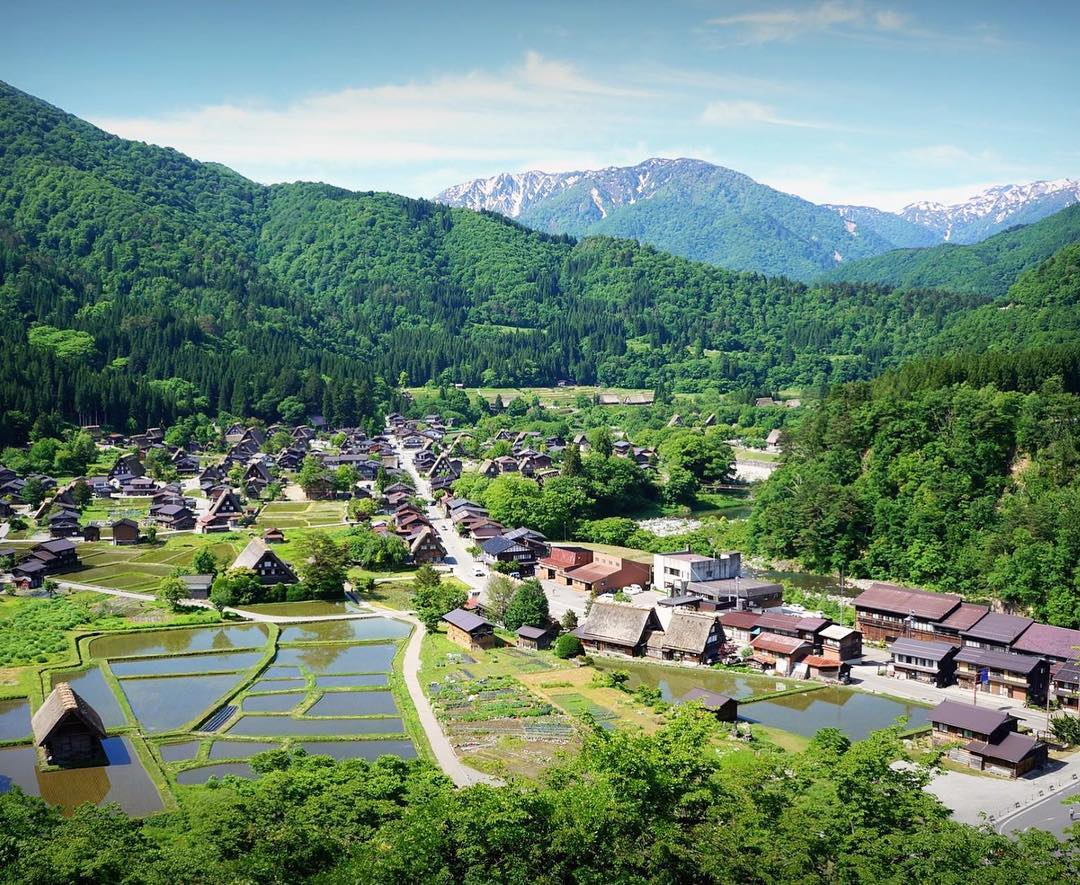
[406,385,654,408]
[68,536,245,592]
[255,501,347,529]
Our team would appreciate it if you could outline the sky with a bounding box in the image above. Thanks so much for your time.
[4,0,1079,210]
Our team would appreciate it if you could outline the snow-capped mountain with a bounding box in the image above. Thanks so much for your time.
[436,158,902,280]
[436,160,1080,279]
[897,179,1080,243]
[436,158,696,220]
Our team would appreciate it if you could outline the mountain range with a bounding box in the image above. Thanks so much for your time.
[1,79,1079,443]
[437,159,1080,280]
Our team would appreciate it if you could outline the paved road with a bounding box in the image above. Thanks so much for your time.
[993,778,1080,838]
[392,441,486,595]
[397,611,501,788]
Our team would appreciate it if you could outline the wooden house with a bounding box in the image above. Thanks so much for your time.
[888,637,958,687]
[516,624,557,650]
[678,688,738,722]
[953,646,1048,704]
[197,490,244,533]
[578,601,662,657]
[442,608,497,651]
[749,633,811,676]
[111,519,140,545]
[32,683,106,766]
[656,610,725,664]
[230,539,297,585]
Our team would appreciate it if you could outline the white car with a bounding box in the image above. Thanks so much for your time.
[627,584,643,594]
[473,567,485,577]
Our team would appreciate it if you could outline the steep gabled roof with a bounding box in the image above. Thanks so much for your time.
[579,601,656,646]
[32,683,106,746]
[662,611,719,654]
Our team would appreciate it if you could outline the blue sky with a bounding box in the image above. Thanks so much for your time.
[5,0,1078,209]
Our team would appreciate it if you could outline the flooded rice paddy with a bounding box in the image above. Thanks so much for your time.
[316,674,388,688]
[158,741,202,762]
[306,691,399,717]
[605,659,930,740]
[0,737,163,815]
[0,698,31,741]
[228,716,405,736]
[89,625,268,658]
[242,692,306,713]
[298,740,416,761]
[109,650,264,677]
[278,618,411,643]
[274,643,397,674]
[120,673,245,732]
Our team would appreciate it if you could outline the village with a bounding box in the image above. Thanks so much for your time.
[0,398,1078,836]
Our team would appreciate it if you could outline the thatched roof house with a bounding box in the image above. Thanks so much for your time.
[578,601,661,657]
[32,683,106,765]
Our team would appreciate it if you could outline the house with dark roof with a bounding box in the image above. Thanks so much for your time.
[197,490,244,533]
[1050,659,1080,712]
[578,601,662,657]
[230,539,297,585]
[961,612,1034,652]
[888,637,958,687]
[933,602,991,646]
[179,574,213,600]
[1011,623,1080,664]
[32,682,106,765]
[516,624,557,651]
[25,539,80,573]
[929,700,1045,778]
[819,624,862,661]
[480,535,537,573]
[111,518,140,545]
[153,504,194,531]
[853,583,963,643]
[442,608,496,651]
[678,688,738,722]
[953,646,1048,704]
[718,611,760,645]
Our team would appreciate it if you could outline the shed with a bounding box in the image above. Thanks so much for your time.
[32,683,107,765]
[516,624,556,650]
[679,687,738,722]
[442,608,497,651]
[111,518,140,545]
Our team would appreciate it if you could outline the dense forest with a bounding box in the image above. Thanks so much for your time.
[821,203,1080,295]
[1,713,1075,884]
[2,79,1056,444]
[750,340,1080,626]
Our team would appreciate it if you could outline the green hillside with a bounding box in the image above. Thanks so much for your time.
[820,203,1080,294]
[518,161,901,280]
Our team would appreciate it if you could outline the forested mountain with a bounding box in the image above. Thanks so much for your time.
[825,204,941,249]
[438,158,907,279]
[820,203,1080,295]
[2,81,1013,443]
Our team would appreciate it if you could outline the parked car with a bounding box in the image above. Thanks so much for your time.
[473,567,485,577]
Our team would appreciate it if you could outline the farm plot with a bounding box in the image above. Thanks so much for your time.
[255,502,346,529]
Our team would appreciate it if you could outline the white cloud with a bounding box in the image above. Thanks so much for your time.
[707,1,889,43]
[700,99,832,129]
[89,52,653,194]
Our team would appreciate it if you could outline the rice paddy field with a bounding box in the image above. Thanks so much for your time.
[0,614,422,815]
[254,501,347,529]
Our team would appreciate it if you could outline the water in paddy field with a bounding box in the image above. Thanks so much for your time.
[602,659,929,741]
[109,650,264,677]
[739,688,930,741]
[120,673,246,732]
[176,762,254,784]
[298,740,416,761]
[89,624,269,658]
[274,643,397,674]
[278,618,411,643]
[242,692,306,713]
[240,601,358,617]
[0,737,163,815]
[306,691,399,716]
[0,698,31,741]
[158,741,202,762]
[208,740,281,760]
[316,674,389,688]
[51,666,126,728]
[227,716,405,737]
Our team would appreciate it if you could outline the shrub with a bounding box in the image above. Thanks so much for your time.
[553,634,583,659]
